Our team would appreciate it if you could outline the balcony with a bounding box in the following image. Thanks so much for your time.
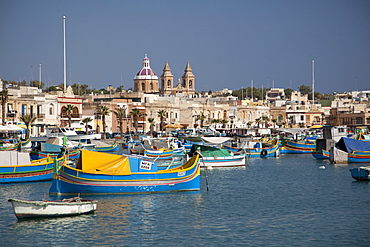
[60,113,82,119]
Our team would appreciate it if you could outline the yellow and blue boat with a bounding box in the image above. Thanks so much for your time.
[0,151,66,183]
[49,149,201,195]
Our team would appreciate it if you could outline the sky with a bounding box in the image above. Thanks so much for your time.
[0,0,369,94]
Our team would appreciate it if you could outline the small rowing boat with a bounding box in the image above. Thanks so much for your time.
[8,197,98,219]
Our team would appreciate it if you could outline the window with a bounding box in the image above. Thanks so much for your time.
[355,117,363,124]
[141,83,145,91]
[49,105,53,115]
[167,80,171,87]
[150,83,153,90]
[300,115,304,121]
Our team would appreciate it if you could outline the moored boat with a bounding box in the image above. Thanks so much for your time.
[0,151,66,183]
[8,197,97,219]
[350,166,370,181]
[330,137,370,163]
[280,140,316,154]
[188,144,246,168]
[224,139,280,158]
[94,141,119,152]
[49,149,201,195]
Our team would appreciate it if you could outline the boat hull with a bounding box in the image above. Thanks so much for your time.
[350,166,370,181]
[0,156,65,183]
[280,140,316,154]
[311,150,329,160]
[8,198,97,219]
[199,155,246,168]
[95,141,119,152]
[49,153,201,195]
[348,151,370,163]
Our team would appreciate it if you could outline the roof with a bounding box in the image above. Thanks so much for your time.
[134,54,158,80]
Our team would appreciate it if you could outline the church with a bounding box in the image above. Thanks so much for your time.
[133,54,195,96]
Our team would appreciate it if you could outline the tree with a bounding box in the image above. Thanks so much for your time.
[0,82,8,126]
[261,116,270,128]
[157,110,167,132]
[19,114,37,140]
[284,88,293,99]
[30,80,44,89]
[148,117,155,136]
[82,117,93,135]
[96,105,110,138]
[62,104,75,127]
[196,113,206,128]
[298,84,312,99]
[271,119,277,128]
[220,119,228,128]
[113,107,126,138]
[255,117,262,128]
[211,119,220,128]
[130,108,141,133]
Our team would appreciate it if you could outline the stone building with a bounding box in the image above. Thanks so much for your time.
[133,54,159,94]
[160,61,196,96]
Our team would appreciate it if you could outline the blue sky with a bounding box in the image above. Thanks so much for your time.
[1,0,369,94]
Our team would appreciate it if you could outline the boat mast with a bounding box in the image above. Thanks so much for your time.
[39,63,42,90]
[63,16,67,93]
[312,60,315,106]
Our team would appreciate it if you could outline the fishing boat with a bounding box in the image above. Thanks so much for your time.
[224,139,280,158]
[144,147,174,160]
[30,149,80,161]
[311,149,330,159]
[188,144,246,168]
[94,141,119,152]
[8,197,98,219]
[0,151,66,183]
[49,149,201,195]
[330,137,370,163]
[280,139,316,154]
[350,166,370,181]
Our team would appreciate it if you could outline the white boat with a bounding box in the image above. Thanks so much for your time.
[8,197,98,219]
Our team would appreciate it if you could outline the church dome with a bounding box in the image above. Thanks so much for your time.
[134,54,158,80]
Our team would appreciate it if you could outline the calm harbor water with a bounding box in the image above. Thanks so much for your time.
[1,154,370,246]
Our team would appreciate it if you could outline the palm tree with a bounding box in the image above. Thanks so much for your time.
[211,119,220,128]
[130,108,141,133]
[255,117,261,128]
[197,113,206,128]
[157,110,167,132]
[62,104,75,127]
[148,117,155,136]
[82,117,93,135]
[113,107,126,139]
[96,105,110,138]
[220,119,228,128]
[19,114,36,140]
[261,116,270,128]
[0,87,8,126]
[271,119,277,128]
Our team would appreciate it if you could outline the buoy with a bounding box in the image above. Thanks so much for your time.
[319,166,325,169]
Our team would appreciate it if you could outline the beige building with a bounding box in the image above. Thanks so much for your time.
[161,61,196,96]
[133,54,160,94]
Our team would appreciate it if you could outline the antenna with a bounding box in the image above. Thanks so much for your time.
[63,16,67,93]
[251,80,254,102]
[312,60,315,105]
[39,64,42,89]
